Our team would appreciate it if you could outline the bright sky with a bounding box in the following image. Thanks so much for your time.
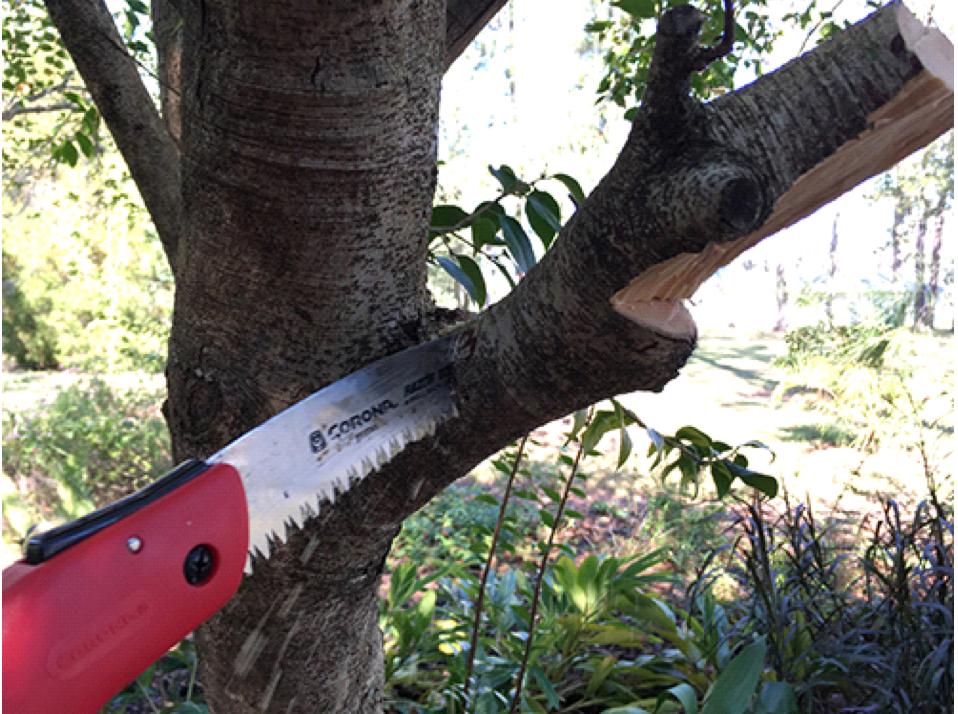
[437,0,954,330]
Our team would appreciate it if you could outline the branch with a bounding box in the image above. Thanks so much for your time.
[2,72,85,121]
[445,0,509,70]
[356,3,953,530]
[3,102,75,121]
[44,0,184,266]
[614,3,953,313]
[691,0,736,71]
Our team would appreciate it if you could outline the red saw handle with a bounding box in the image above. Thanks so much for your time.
[2,461,248,714]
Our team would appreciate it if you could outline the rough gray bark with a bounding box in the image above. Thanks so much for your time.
[39,0,951,711]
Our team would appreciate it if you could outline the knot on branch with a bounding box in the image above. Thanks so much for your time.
[643,145,771,251]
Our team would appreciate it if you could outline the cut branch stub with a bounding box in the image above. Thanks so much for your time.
[613,3,953,341]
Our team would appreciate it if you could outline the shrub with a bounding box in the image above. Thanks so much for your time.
[719,486,953,713]
[2,377,171,545]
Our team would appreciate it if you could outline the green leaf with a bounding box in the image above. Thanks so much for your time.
[611,401,634,468]
[542,486,562,502]
[586,654,619,695]
[525,190,562,248]
[539,509,555,528]
[753,682,799,714]
[430,204,469,232]
[701,638,766,714]
[500,215,537,274]
[474,493,500,506]
[551,172,587,207]
[56,139,79,166]
[585,20,614,33]
[739,440,775,462]
[74,132,95,159]
[581,410,618,453]
[82,106,100,135]
[710,460,733,499]
[571,408,590,440]
[657,683,698,714]
[489,164,518,192]
[529,665,561,709]
[63,91,85,108]
[454,253,487,306]
[617,424,633,469]
[676,426,714,453]
[436,256,485,307]
[472,212,500,248]
[726,461,779,498]
[612,0,658,20]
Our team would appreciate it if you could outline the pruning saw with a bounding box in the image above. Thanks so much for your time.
[2,334,459,714]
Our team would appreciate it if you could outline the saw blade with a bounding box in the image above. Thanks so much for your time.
[207,335,458,571]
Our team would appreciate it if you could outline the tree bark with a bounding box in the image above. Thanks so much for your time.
[39,0,953,711]
[152,0,183,150]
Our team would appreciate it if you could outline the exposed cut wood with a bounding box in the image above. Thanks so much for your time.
[610,298,697,338]
[611,4,954,330]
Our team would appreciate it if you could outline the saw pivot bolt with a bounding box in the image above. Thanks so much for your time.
[184,544,215,585]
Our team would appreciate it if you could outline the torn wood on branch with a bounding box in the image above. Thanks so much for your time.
[611,3,954,339]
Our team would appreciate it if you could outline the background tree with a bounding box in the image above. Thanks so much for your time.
[18,0,954,711]
[873,132,954,329]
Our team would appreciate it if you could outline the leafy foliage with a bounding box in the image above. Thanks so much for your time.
[3,0,154,184]
[2,378,171,543]
[774,321,954,452]
[429,165,585,307]
[586,0,780,114]
[2,170,173,372]
[719,487,953,713]
[105,637,209,713]
[382,551,778,714]
[381,410,788,714]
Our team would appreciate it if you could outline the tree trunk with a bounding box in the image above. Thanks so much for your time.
[774,262,788,332]
[913,210,929,329]
[891,185,905,287]
[926,198,945,329]
[40,0,953,710]
[165,1,445,709]
[826,212,839,323]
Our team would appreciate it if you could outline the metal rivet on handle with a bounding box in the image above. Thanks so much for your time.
[127,536,143,553]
